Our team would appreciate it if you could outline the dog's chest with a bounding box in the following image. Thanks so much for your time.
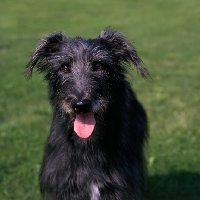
[90,183,100,200]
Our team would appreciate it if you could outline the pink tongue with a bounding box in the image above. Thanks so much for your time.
[74,113,96,138]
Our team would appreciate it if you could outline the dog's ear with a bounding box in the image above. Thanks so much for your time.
[99,28,150,78]
[26,32,67,79]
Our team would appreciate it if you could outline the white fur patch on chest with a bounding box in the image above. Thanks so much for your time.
[90,183,100,200]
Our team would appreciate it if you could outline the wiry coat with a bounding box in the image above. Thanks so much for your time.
[26,28,149,200]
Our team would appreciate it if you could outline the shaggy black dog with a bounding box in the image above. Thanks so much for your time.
[26,28,149,200]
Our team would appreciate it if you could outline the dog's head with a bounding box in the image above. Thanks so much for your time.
[26,28,149,138]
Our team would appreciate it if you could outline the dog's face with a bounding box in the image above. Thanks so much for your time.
[26,28,149,138]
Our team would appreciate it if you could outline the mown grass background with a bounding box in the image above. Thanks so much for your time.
[1,0,200,199]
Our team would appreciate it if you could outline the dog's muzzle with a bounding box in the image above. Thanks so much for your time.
[71,99,96,139]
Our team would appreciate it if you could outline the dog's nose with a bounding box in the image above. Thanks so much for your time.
[71,99,91,113]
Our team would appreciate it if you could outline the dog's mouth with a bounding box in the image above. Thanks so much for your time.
[74,113,96,138]
[62,98,107,138]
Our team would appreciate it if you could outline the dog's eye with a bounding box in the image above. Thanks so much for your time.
[60,64,71,73]
[92,62,103,71]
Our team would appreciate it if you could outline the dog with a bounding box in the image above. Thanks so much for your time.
[26,28,149,200]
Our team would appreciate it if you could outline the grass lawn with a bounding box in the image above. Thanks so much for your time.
[0,0,200,199]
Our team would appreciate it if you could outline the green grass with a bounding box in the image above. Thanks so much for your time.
[1,0,200,199]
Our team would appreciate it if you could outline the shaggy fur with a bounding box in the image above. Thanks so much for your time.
[26,28,149,200]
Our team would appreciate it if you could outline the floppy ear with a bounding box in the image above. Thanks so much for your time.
[26,32,67,79]
[99,28,150,78]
